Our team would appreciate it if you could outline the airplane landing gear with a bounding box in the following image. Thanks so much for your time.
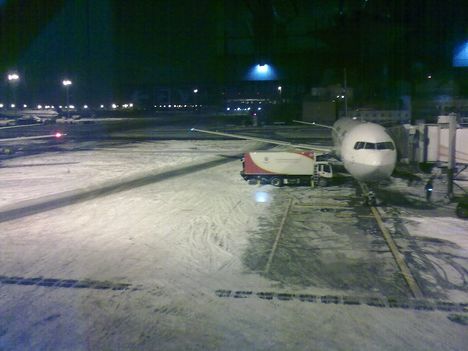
[365,191,377,206]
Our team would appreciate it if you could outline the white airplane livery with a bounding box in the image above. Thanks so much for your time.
[301,118,397,181]
[191,117,397,183]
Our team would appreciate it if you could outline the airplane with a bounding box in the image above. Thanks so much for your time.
[0,132,65,143]
[0,108,59,124]
[0,108,59,119]
[190,116,397,190]
[0,124,65,155]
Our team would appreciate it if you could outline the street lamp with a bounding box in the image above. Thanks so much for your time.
[7,73,19,81]
[193,88,198,109]
[7,72,20,108]
[62,79,72,118]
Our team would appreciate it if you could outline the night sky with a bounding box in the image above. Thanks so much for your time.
[0,0,466,105]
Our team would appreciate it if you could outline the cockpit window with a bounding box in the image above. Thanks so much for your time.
[354,141,365,150]
[376,142,395,150]
[354,141,395,150]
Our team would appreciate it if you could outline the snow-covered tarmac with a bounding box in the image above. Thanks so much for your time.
[0,138,467,350]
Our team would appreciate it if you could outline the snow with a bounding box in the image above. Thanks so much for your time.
[0,139,467,350]
[405,216,468,252]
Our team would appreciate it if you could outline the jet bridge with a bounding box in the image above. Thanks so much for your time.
[389,114,468,165]
[389,114,468,198]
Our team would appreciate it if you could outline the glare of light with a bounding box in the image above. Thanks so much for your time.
[100,104,104,108]
[10,104,15,108]
[257,64,268,73]
[226,107,230,111]
[112,103,117,109]
[23,104,27,108]
[51,105,55,109]
[37,105,43,109]
[0,104,4,108]
[193,88,198,93]
[45,105,50,109]
[254,191,270,203]
[237,107,241,111]
[59,105,63,109]
[169,104,172,108]
[55,132,63,138]
[258,107,262,111]
[123,104,128,108]
[83,105,88,109]
[427,75,432,79]
[278,86,282,91]
[246,63,278,81]
[69,105,75,109]
[7,73,19,81]
[62,79,72,86]
[129,103,133,108]
[453,42,468,67]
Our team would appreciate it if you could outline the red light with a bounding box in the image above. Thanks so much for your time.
[55,132,62,138]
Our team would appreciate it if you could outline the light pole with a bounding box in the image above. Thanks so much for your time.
[62,79,72,118]
[193,88,198,111]
[7,73,20,109]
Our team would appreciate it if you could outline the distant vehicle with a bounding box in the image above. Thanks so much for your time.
[456,196,468,219]
[241,150,333,187]
[16,115,43,125]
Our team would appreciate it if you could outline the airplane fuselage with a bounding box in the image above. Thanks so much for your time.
[332,118,397,181]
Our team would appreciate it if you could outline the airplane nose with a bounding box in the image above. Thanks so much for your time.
[347,154,396,181]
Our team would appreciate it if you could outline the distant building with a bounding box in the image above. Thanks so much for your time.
[347,109,410,125]
[302,85,354,124]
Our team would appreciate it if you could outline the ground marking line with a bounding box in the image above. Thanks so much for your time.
[264,197,293,274]
[359,182,424,299]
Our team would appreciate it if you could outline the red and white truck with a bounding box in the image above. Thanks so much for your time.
[240,150,333,187]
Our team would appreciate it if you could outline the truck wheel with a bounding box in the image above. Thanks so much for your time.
[318,178,328,187]
[270,177,283,187]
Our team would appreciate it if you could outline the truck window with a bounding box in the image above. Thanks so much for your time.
[364,142,376,149]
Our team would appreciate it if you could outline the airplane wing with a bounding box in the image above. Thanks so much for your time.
[190,128,333,153]
[0,132,66,143]
[293,120,336,131]
[0,124,42,130]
